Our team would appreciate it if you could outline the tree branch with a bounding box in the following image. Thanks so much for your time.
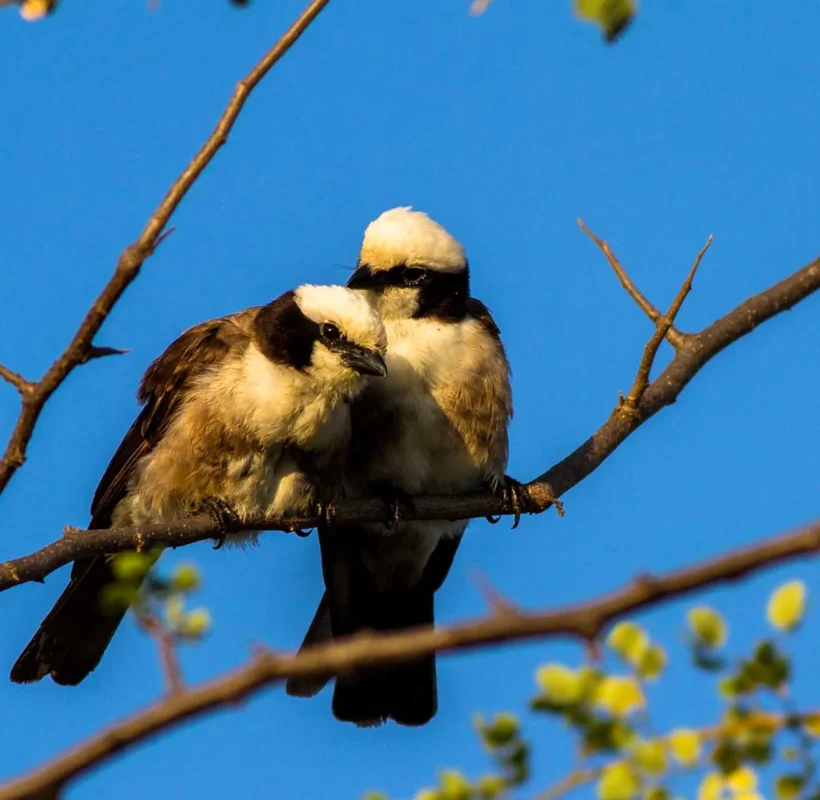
[3,248,818,590]
[578,218,688,349]
[3,517,820,800]
[622,234,712,410]
[524,249,820,511]
[0,0,332,502]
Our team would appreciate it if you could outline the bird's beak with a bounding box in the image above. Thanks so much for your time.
[347,266,380,290]
[342,346,388,378]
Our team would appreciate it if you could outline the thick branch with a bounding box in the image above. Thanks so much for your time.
[3,518,820,800]
[5,249,817,590]
[0,0,332,501]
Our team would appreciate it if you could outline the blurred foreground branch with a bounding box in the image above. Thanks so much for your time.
[3,517,820,800]
[0,0,332,502]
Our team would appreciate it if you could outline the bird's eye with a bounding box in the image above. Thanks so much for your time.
[403,267,428,286]
[320,322,341,342]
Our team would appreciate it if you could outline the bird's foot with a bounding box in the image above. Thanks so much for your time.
[200,497,241,549]
[305,500,337,535]
[486,475,526,529]
[372,483,416,530]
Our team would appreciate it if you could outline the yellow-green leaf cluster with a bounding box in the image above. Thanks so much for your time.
[606,621,667,681]
[535,664,584,707]
[575,0,636,42]
[594,676,645,718]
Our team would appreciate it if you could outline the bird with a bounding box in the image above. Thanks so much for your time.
[10,284,387,686]
[287,208,515,726]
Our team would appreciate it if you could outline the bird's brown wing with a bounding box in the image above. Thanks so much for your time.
[10,310,255,686]
[89,310,256,529]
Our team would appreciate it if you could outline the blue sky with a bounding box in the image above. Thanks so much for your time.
[1,1,819,798]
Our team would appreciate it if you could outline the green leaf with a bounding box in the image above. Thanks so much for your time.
[476,775,506,800]
[725,765,758,794]
[751,640,790,687]
[99,583,139,614]
[667,729,701,767]
[644,788,670,800]
[504,740,530,785]
[636,645,667,681]
[171,562,202,593]
[575,0,636,42]
[692,647,726,672]
[177,607,212,639]
[584,719,636,754]
[597,761,640,800]
[687,607,727,649]
[775,774,804,800]
[535,664,584,707]
[111,552,154,582]
[697,773,723,800]
[439,770,471,800]
[711,739,742,776]
[632,739,667,776]
[607,622,649,663]
[767,581,807,631]
[413,790,440,800]
[363,794,389,800]
[486,712,519,747]
[594,676,646,717]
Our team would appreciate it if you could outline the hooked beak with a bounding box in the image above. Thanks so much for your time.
[342,346,388,378]
[347,266,380,290]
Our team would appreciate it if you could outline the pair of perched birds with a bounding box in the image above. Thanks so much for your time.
[10,207,516,727]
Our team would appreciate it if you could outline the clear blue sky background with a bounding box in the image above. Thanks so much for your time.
[1,2,818,798]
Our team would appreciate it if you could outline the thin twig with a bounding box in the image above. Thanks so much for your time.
[3,518,820,800]
[578,218,687,349]
[622,235,712,411]
[135,611,185,696]
[0,365,33,395]
[0,0,333,502]
[525,253,820,512]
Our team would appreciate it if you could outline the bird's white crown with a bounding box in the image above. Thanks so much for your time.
[294,284,386,353]
[359,207,466,273]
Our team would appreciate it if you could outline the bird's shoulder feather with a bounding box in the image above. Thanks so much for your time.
[89,310,256,527]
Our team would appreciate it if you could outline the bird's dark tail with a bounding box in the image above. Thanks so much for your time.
[331,587,437,728]
[285,593,334,698]
[10,556,128,685]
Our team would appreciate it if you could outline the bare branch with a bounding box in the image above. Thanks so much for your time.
[0,0,333,502]
[2,250,818,590]
[135,610,185,697]
[0,365,33,395]
[3,517,820,800]
[578,218,687,349]
[622,234,712,411]
[525,252,820,511]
